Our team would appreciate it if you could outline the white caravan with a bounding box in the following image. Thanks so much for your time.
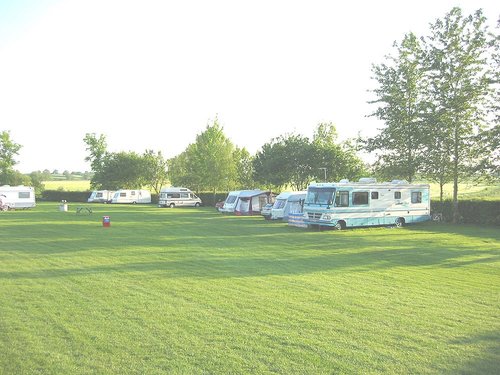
[303,178,431,229]
[219,190,271,215]
[158,187,202,208]
[0,185,36,210]
[87,190,114,203]
[110,189,151,204]
[270,191,306,220]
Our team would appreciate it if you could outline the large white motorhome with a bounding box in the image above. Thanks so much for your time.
[302,178,430,229]
[270,191,306,220]
[87,190,114,203]
[110,189,151,204]
[0,185,36,210]
[158,187,202,208]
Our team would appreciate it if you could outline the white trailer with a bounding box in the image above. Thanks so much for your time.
[270,191,306,220]
[303,178,430,229]
[0,185,36,210]
[87,190,114,203]
[110,189,151,204]
[158,187,202,208]
[219,190,271,215]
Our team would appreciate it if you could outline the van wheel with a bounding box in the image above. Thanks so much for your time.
[195,202,200,207]
[169,203,175,208]
[395,217,405,227]
[335,220,346,230]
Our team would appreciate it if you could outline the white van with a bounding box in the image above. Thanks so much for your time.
[158,187,202,208]
[110,189,151,204]
[0,185,36,210]
[87,190,114,203]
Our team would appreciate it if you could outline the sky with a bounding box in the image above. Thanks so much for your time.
[0,0,498,173]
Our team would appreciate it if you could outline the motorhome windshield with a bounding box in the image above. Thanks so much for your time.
[305,187,336,206]
[225,195,237,204]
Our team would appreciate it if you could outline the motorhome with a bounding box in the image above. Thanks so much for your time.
[302,178,430,229]
[87,190,114,203]
[0,185,36,210]
[158,187,202,208]
[110,189,151,204]
[219,190,272,215]
[270,191,306,220]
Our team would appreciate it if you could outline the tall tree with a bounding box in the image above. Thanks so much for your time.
[93,151,148,190]
[367,32,427,183]
[83,133,108,189]
[424,7,491,222]
[0,130,22,184]
[142,150,169,194]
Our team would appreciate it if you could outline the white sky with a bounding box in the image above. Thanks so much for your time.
[0,0,498,173]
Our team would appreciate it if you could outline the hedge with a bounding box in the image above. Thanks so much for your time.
[431,200,500,226]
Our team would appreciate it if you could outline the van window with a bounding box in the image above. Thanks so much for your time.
[353,192,369,205]
[411,191,422,203]
[168,193,180,199]
[131,191,136,196]
[180,193,189,199]
[335,191,349,207]
[371,192,379,200]
[120,192,126,197]
[19,192,30,199]
[394,191,401,199]
[226,195,237,204]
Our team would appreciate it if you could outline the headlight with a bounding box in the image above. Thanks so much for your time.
[322,214,331,220]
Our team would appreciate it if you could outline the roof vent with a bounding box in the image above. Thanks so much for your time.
[358,178,377,183]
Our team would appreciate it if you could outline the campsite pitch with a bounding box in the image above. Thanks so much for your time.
[0,203,499,374]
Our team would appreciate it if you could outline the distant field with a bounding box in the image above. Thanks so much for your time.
[0,203,499,373]
[43,180,91,191]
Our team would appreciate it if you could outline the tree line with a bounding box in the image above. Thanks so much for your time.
[1,7,498,222]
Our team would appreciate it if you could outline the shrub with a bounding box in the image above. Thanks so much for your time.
[431,200,500,225]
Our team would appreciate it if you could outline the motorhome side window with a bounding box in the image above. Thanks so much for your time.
[120,192,126,197]
[19,192,30,199]
[411,191,422,203]
[131,191,136,196]
[167,193,180,199]
[353,192,369,205]
[180,193,189,199]
[335,191,349,207]
[371,192,379,200]
[394,191,401,199]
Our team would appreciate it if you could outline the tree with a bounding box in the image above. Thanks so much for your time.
[233,147,255,190]
[311,123,366,183]
[83,133,108,188]
[367,32,428,183]
[142,150,169,195]
[0,130,22,184]
[92,151,148,190]
[424,8,492,222]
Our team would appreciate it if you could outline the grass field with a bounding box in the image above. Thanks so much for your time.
[1,203,499,374]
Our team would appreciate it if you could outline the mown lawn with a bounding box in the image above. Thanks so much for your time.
[0,203,499,374]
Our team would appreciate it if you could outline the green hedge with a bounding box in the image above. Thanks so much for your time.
[431,200,500,225]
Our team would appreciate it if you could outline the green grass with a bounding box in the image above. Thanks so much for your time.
[1,203,499,374]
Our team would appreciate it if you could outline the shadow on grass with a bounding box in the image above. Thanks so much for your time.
[449,330,500,374]
[1,244,498,280]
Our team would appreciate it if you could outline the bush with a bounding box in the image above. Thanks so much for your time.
[431,200,500,225]
[197,192,228,207]
[41,190,91,203]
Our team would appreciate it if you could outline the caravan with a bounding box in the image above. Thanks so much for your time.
[0,185,36,210]
[87,190,114,203]
[270,191,306,220]
[219,190,272,215]
[158,187,202,208]
[303,178,430,229]
[110,189,151,204]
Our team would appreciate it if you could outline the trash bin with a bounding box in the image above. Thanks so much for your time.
[59,200,68,212]
[102,216,111,227]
